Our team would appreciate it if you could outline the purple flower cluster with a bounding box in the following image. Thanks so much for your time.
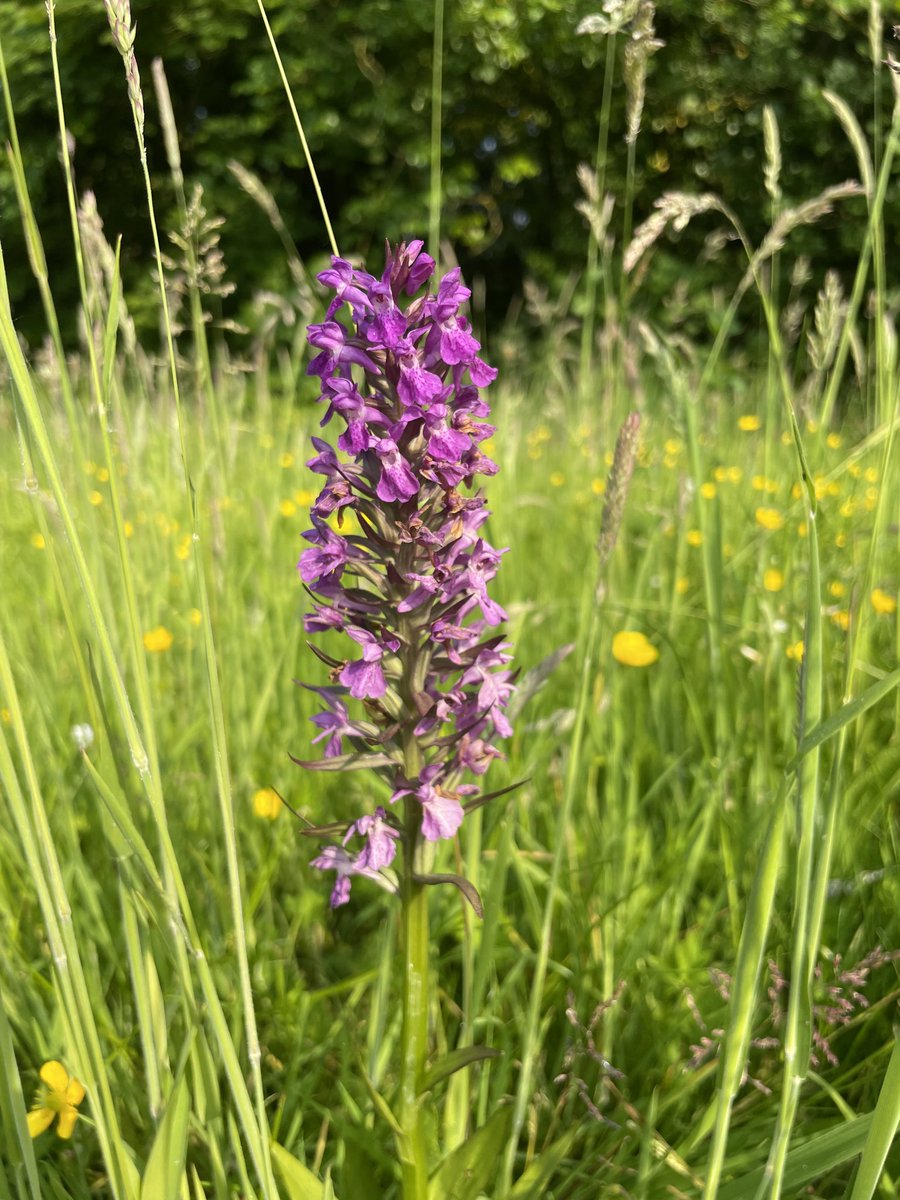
[298,241,514,907]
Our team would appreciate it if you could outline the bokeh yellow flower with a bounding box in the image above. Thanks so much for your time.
[828,581,846,599]
[700,482,717,500]
[280,452,295,469]
[279,499,297,518]
[675,576,690,596]
[549,471,566,487]
[88,490,103,507]
[143,626,173,654]
[27,1061,84,1140]
[591,478,606,496]
[188,608,202,627]
[763,568,784,593]
[871,588,897,615]
[687,529,703,547]
[786,640,805,662]
[96,467,110,483]
[612,631,659,667]
[755,508,784,532]
[123,520,134,539]
[826,433,842,449]
[31,532,46,550]
[175,535,192,561]
[664,438,682,456]
[294,488,316,507]
[830,610,850,631]
[738,415,761,432]
[253,788,282,820]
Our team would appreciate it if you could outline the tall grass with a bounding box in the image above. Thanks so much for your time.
[1,5,898,1200]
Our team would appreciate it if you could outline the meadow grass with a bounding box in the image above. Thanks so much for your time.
[1,5,899,1200]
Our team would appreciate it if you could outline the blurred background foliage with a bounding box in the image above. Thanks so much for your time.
[0,0,895,348]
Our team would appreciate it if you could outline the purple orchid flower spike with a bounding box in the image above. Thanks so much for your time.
[294,241,515,910]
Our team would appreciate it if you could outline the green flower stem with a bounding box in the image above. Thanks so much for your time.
[397,616,430,1200]
[399,851,430,1200]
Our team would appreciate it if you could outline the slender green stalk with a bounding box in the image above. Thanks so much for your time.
[701,792,788,1199]
[105,9,278,1192]
[848,1033,900,1200]
[579,33,617,391]
[254,0,339,257]
[428,0,445,263]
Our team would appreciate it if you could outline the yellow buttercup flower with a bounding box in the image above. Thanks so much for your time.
[738,414,761,432]
[31,533,46,550]
[280,452,295,469]
[28,1061,85,1139]
[826,433,842,449]
[699,482,717,500]
[871,588,897,615]
[612,631,659,667]
[675,576,690,596]
[664,438,682,456]
[830,610,850,631]
[143,626,173,654]
[828,581,846,599]
[591,478,606,495]
[294,488,316,507]
[549,471,566,487]
[253,788,282,820]
[279,499,297,518]
[763,568,784,593]
[188,608,202,627]
[687,529,703,547]
[88,490,103,507]
[786,640,805,662]
[755,508,784,532]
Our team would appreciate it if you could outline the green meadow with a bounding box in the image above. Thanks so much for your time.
[1,3,899,1199]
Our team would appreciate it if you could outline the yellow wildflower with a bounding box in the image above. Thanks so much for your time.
[143,626,173,654]
[0,708,10,724]
[786,640,805,662]
[791,482,803,500]
[253,788,282,820]
[752,475,768,491]
[797,522,808,538]
[763,568,784,593]
[806,419,819,433]
[591,478,606,496]
[175,535,192,562]
[189,608,202,627]
[864,467,878,483]
[713,466,727,483]
[675,576,690,596]
[781,431,793,445]
[280,452,295,469]
[96,467,110,483]
[835,532,847,548]
[294,488,316,507]
[755,508,784,532]
[612,631,659,667]
[726,466,742,483]
[83,460,97,476]
[481,437,496,457]
[123,520,134,539]
[700,482,717,500]
[27,1061,85,1140]
[871,588,897,615]
[830,610,850,631]
[259,433,275,450]
[840,499,856,519]
[826,433,842,449]
[828,581,846,599]
[664,438,682,456]
[848,463,861,478]
[31,533,46,550]
[738,415,761,432]
[279,499,297,518]
[549,471,566,487]
[88,490,103,507]
[687,529,703,547]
